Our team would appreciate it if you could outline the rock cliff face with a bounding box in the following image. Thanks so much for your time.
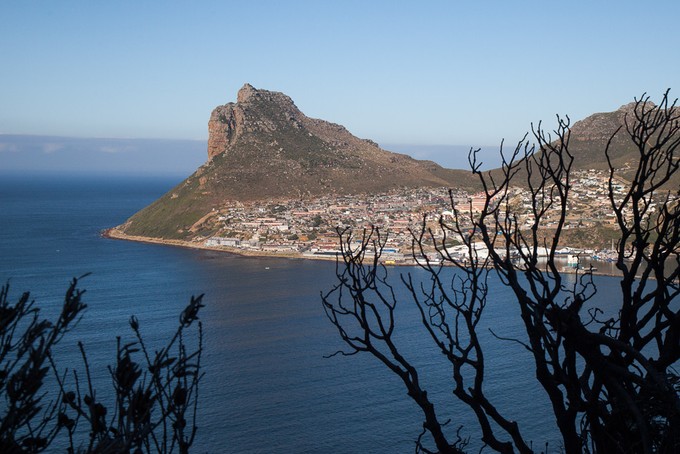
[207,84,295,160]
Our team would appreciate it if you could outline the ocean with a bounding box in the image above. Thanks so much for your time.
[0,174,624,453]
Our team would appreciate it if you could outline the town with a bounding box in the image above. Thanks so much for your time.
[200,169,670,267]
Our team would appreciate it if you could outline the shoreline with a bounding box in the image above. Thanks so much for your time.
[102,228,625,278]
[101,228,338,262]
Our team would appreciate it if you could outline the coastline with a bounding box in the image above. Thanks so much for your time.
[102,228,625,278]
[101,227,337,261]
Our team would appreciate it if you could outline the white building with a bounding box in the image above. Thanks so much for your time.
[205,237,241,247]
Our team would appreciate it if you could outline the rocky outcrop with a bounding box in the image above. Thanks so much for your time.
[206,83,379,161]
[207,87,246,160]
[207,84,303,160]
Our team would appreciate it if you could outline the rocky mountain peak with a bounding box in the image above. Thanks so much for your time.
[236,83,297,109]
[207,84,303,160]
[236,83,258,103]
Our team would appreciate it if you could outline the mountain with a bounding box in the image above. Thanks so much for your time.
[117,84,479,239]
[562,100,680,188]
[203,83,479,198]
[486,100,680,190]
[114,86,676,242]
[568,102,646,175]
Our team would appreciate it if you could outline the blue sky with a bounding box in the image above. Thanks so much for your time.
[1,1,679,172]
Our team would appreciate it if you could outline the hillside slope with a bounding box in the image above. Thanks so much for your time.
[488,99,680,189]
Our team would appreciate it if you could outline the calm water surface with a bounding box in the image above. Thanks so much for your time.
[0,174,624,453]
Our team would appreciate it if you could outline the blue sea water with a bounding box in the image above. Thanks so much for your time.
[0,174,624,453]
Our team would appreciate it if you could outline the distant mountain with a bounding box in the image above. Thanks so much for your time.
[118,84,479,239]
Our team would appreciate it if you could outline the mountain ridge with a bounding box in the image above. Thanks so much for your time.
[201,83,474,197]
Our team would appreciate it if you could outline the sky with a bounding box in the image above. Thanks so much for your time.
[1,1,679,174]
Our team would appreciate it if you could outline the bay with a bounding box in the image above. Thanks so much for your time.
[0,174,623,453]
